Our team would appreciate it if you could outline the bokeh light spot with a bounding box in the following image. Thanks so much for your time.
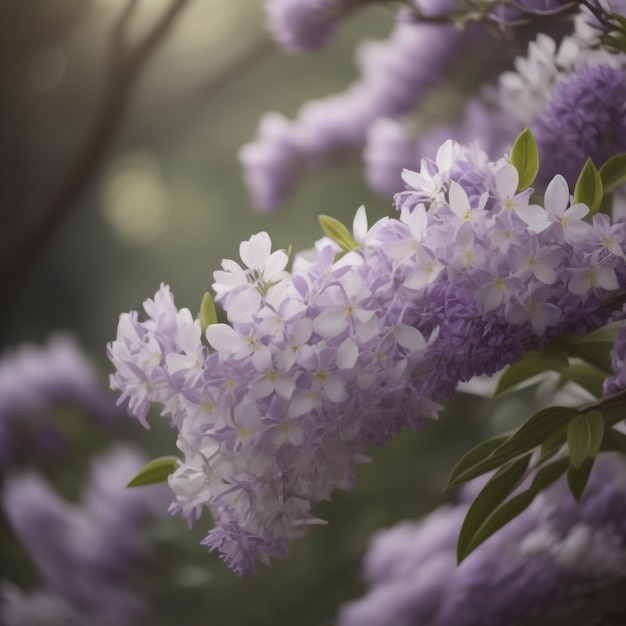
[101,152,169,246]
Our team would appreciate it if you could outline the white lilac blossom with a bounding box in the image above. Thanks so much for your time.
[240,19,479,212]
[338,453,626,626]
[0,335,124,468]
[109,139,626,576]
[2,446,167,626]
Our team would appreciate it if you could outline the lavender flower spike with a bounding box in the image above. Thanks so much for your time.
[110,140,626,575]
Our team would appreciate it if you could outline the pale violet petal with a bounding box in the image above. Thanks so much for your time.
[544,175,570,215]
[515,204,552,233]
[206,324,239,352]
[240,232,271,269]
[313,308,348,338]
[336,338,359,370]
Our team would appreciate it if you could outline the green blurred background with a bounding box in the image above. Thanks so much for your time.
[0,2,511,624]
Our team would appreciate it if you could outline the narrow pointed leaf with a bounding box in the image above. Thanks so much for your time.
[557,362,606,398]
[540,424,567,456]
[556,333,615,374]
[601,427,626,453]
[445,434,510,489]
[510,128,539,192]
[126,456,179,487]
[567,414,592,469]
[600,153,626,193]
[495,355,560,396]
[199,292,218,333]
[456,454,531,562]
[492,406,582,463]
[446,433,512,490]
[458,457,569,562]
[318,215,357,251]
[447,407,578,489]
[574,158,603,214]
[567,458,595,502]
[581,321,622,344]
[586,410,605,458]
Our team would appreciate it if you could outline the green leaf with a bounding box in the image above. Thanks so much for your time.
[540,424,567,456]
[446,433,512,490]
[458,457,569,562]
[583,321,622,344]
[457,454,531,562]
[574,158,603,214]
[126,456,179,487]
[199,292,218,333]
[567,414,592,469]
[599,153,626,194]
[557,362,607,398]
[318,215,357,252]
[447,406,580,488]
[585,410,605,458]
[601,427,626,453]
[491,406,581,464]
[567,458,595,502]
[556,332,615,375]
[495,354,562,397]
[510,128,539,192]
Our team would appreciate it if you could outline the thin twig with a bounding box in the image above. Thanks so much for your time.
[0,0,189,326]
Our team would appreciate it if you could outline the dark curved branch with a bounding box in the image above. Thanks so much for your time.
[0,0,190,322]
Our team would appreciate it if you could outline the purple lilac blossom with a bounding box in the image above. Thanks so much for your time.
[0,335,125,468]
[109,139,626,576]
[533,63,626,186]
[240,19,479,212]
[3,445,168,626]
[339,453,626,626]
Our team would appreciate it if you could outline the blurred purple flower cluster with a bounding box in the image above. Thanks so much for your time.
[339,453,626,626]
[0,335,124,468]
[2,446,168,626]
[242,1,626,211]
[0,338,167,625]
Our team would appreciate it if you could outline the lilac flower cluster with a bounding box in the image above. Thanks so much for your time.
[0,335,124,468]
[339,453,626,626]
[109,138,626,575]
[2,446,167,626]
[240,19,478,212]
